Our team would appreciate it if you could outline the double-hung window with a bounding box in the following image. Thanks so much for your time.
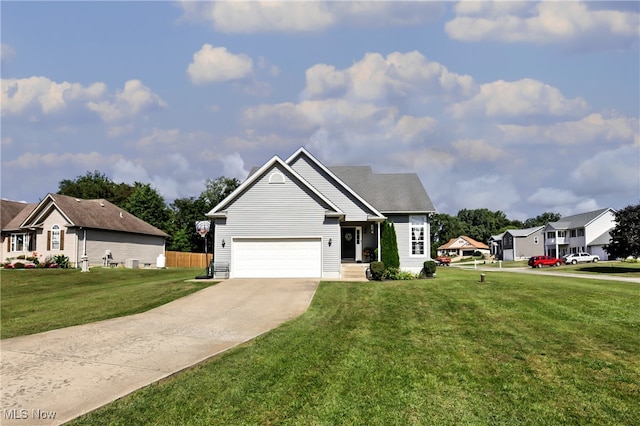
[410,215,426,256]
[51,224,61,250]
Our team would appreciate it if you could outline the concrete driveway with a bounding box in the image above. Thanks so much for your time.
[1,278,319,425]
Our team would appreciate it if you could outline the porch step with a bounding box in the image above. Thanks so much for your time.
[340,263,369,280]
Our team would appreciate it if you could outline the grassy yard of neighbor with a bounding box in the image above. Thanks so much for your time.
[1,267,213,339]
[69,268,639,426]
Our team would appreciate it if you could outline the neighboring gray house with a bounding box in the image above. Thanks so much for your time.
[206,148,436,278]
[500,226,545,261]
[543,208,616,260]
[1,193,168,268]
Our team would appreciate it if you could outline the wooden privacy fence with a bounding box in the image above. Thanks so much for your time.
[165,251,209,268]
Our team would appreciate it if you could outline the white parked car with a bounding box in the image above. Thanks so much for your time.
[563,252,600,264]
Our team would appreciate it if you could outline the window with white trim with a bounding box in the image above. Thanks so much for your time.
[11,234,26,252]
[410,215,426,256]
[51,224,61,250]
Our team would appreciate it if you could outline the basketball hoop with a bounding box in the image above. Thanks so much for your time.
[195,220,211,237]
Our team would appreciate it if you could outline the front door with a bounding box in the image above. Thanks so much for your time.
[341,227,356,260]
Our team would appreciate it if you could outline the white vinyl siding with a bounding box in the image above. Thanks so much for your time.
[387,214,430,273]
[290,156,376,222]
[213,164,340,278]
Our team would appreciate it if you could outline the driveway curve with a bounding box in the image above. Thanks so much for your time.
[1,278,319,425]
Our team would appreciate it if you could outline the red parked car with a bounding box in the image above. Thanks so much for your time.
[528,255,563,268]
[435,256,451,266]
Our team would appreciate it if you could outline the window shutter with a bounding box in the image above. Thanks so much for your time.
[7,237,10,252]
[60,231,65,250]
[47,231,51,250]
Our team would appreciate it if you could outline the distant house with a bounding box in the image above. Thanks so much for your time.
[1,194,168,268]
[206,147,436,278]
[488,232,504,258]
[437,236,489,257]
[543,208,616,260]
[500,226,545,261]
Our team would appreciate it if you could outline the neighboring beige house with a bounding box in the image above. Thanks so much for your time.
[1,193,168,268]
[437,236,489,257]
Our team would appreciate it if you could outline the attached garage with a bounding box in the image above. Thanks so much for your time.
[231,237,322,278]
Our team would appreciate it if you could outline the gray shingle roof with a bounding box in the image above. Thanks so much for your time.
[20,194,168,237]
[547,208,613,230]
[506,226,544,237]
[329,166,435,213]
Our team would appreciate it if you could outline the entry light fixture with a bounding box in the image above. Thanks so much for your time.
[328,238,332,247]
[370,224,374,234]
[222,239,226,248]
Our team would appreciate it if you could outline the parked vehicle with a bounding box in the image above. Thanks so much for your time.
[528,255,563,268]
[435,256,451,266]
[563,252,600,265]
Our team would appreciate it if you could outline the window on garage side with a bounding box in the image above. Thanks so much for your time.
[410,215,426,256]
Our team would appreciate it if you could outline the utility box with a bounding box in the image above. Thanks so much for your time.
[125,258,139,269]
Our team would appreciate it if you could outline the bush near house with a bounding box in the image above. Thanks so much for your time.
[423,260,437,277]
[369,261,385,281]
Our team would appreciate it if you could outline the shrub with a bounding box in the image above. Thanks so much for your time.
[370,261,385,281]
[381,221,400,269]
[13,262,25,269]
[382,267,415,280]
[52,255,70,269]
[423,260,437,277]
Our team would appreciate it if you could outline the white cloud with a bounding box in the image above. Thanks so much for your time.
[87,79,167,123]
[446,1,639,50]
[570,144,640,195]
[450,78,588,119]
[5,151,114,170]
[452,138,507,161]
[178,1,443,34]
[499,113,638,145]
[221,152,249,180]
[187,44,253,84]
[1,76,106,117]
[451,175,522,212]
[304,51,476,102]
[526,187,601,216]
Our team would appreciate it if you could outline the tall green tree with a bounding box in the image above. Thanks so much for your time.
[58,171,123,204]
[523,212,561,228]
[381,221,400,269]
[606,204,640,259]
[431,213,466,256]
[122,183,171,233]
[167,177,241,252]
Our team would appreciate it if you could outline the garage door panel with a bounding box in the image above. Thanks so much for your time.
[233,238,321,278]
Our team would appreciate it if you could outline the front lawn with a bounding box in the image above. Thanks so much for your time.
[70,268,639,425]
[1,267,214,339]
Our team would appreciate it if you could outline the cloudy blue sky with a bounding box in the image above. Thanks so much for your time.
[2,1,639,220]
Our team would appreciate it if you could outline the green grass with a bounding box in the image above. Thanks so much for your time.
[70,268,639,426]
[1,267,215,339]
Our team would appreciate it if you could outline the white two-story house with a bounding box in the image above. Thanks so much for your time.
[543,208,616,260]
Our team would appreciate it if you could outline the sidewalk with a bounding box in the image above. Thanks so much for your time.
[1,279,319,425]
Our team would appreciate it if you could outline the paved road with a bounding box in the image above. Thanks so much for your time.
[452,263,640,283]
[1,278,319,425]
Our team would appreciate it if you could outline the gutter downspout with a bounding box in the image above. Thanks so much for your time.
[377,222,381,262]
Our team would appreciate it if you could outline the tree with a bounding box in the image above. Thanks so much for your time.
[122,183,171,234]
[523,212,561,228]
[606,204,640,259]
[431,213,465,256]
[381,221,400,269]
[201,177,241,207]
[58,171,118,203]
[167,177,241,252]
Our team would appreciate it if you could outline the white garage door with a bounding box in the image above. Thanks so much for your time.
[232,238,322,278]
